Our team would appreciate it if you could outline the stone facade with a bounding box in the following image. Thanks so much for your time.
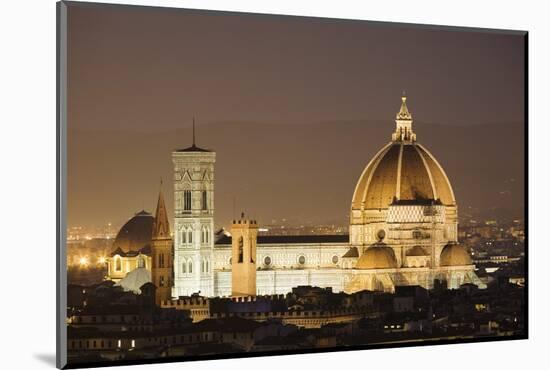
[172,148,216,297]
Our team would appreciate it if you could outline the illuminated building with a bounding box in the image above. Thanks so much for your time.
[106,95,485,298]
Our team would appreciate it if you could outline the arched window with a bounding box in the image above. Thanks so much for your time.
[138,256,145,268]
[182,261,187,274]
[238,237,244,263]
[188,260,193,274]
[205,227,209,243]
[180,229,186,244]
[206,259,209,272]
[187,228,193,244]
[115,256,122,272]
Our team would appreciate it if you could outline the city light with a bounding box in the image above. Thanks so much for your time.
[97,256,107,264]
[79,256,89,267]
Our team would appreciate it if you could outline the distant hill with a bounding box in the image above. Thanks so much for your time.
[68,120,524,229]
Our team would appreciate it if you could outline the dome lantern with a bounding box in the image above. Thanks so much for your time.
[392,92,416,143]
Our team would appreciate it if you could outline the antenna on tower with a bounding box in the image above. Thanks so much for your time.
[232,196,236,221]
[192,116,196,146]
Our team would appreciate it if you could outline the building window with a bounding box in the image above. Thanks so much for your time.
[159,276,165,287]
[180,229,187,244]
[183,190,192,211]
[332,255,339,264]
[159,254,165,268]
[250,238,254,263]
[115,256,122,272]
[201,190,207,210]
[264,256,272,266]
[131,339,135,348]
[238,237,244,263]
[188,229,193,244]
[188,260,193,274]
[182,261,187,274]
[298,255,306,265]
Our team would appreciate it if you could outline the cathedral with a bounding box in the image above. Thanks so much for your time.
[106,95,485,303]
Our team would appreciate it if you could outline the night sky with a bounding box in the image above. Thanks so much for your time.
[67,3,525,231]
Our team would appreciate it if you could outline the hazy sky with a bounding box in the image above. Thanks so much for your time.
[66,3,525,231]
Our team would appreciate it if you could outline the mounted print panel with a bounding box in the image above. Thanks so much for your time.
[57,1,527,368]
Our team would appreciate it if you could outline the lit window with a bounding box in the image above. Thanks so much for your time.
[131,339,135,348]
[117,339,121,348]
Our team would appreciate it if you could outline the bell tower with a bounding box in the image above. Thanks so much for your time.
[151,181,173,305]
[172,119,215,297]
[231,212,258,297]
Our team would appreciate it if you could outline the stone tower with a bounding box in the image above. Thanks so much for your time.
[151,183,173,305]
[231,213,258,297]
[172,120,215,297]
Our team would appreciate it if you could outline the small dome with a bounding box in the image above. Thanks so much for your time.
[356,244,397,269]
[440,243,471,266]
[115,267,152,294]
[113,210,154,252]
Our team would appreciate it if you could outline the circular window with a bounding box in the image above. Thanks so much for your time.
[332,255,339,264]
[264,256,272,266]
[298,255,306,265]
[377,229,386,241]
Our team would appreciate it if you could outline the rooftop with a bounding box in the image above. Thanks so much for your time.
[215,234,349,246]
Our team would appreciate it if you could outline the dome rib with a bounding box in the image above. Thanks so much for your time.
[351,142,393,210]
[364,144,401,209]
[399,144,434,201]
[417,144,456,205]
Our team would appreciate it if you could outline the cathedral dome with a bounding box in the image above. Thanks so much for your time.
[113,210,154,252]
[440,243,471,266]
[356,244,397,269]
[351,96,455,211]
